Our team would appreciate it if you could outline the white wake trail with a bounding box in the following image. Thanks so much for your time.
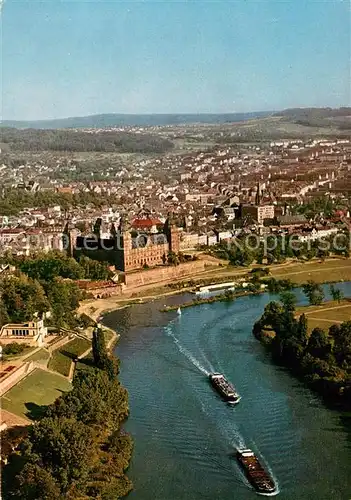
[165,326,210,376]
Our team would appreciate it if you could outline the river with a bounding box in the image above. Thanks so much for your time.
[103,283,351,500]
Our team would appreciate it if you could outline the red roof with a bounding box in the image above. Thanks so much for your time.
[0,228,25,235]
[131,218,162,228]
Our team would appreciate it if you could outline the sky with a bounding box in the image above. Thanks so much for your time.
[1,0,350,120]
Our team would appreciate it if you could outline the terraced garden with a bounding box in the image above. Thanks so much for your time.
[48,337,91,376]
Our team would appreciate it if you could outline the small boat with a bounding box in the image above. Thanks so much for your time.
[208,373,241,404]
[177,307,182,315]
[236,448,277,495]
[195,282,236,295]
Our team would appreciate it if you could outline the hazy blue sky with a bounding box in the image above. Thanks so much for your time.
[1,0,350,120]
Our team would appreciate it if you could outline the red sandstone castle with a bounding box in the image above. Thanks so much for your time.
[66,214,180,273]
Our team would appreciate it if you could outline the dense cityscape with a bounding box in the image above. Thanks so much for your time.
[0,110,351,498]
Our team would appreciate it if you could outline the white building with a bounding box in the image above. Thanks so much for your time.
[0,318,48,347]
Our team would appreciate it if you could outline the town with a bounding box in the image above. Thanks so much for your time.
[1,112,351,499]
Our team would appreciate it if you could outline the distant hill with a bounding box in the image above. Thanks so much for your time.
[274,107,351,130]
[275,107,351,119]
[0,112,271,129]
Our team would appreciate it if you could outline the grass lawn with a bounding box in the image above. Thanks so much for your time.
[48,338,91,377]
[1,368,71,420]
[271,259,351,285]
[75,351,95,375]
[26,348,50,366]
[103,328,116,345]
[296,299,351,332]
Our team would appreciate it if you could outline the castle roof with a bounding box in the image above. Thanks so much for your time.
[131,218,162,228]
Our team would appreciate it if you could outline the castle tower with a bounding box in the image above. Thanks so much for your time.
[63,220,78,257]
[93,217,104,238]
[118,214,132,271]
[164,213,180,254]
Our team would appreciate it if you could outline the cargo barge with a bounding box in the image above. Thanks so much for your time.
[236,448,277,495]
[208,373,241,404]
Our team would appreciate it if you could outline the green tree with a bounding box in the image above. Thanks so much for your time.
[329,284,344,303]
[19,251,84,281]
[302,280,325,306]
[46,370,128,429]
[12,463,63,500]
[92,327,109,370]
[296,313,309,346]
[45,279,80,329]
[167,251,179,266]
[0,297,10,328]
[331,321,351,368]
[17,417,94,496]
[78,255,112,280]
[306,327,333,360]
[279,291,297,312]
[1,275,50,323]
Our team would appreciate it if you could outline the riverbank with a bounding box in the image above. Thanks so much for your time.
[79,257,351,321]
[160,288,263,312]
[253,293,351,410]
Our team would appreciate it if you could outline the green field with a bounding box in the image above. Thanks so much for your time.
[2,368,71,420]
[296,300,351,332]
[271,259,351,285]
[48,337,91,376]
[103,328,116,345]
[26,348,50,366]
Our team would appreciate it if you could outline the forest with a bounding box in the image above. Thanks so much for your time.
[0,189,118,216]
[0,252,112,330]
[1,127,174,153]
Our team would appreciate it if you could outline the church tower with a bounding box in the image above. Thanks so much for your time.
[255,182,261,206]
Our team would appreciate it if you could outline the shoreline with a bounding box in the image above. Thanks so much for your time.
[80,287,194,323]
[253,298,351,411]
[81,273,351,324]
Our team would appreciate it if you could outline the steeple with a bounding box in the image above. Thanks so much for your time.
[255,182,261,206]
[118,213,131,233]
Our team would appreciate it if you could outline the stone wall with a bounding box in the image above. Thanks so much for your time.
[89,285,123,299]
[47,335,71,353]
[125,260,218,288]
[0,361,34,396]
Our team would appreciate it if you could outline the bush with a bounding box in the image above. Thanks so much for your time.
[1,343,29,355]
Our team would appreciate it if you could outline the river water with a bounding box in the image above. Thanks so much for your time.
[103,283,351,500]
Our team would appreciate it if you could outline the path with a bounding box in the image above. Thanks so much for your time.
[32,362,72,381]
[303,303,351,315]
[68,345,93,381]
[307,317,343,324]
[279,264,351,278]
